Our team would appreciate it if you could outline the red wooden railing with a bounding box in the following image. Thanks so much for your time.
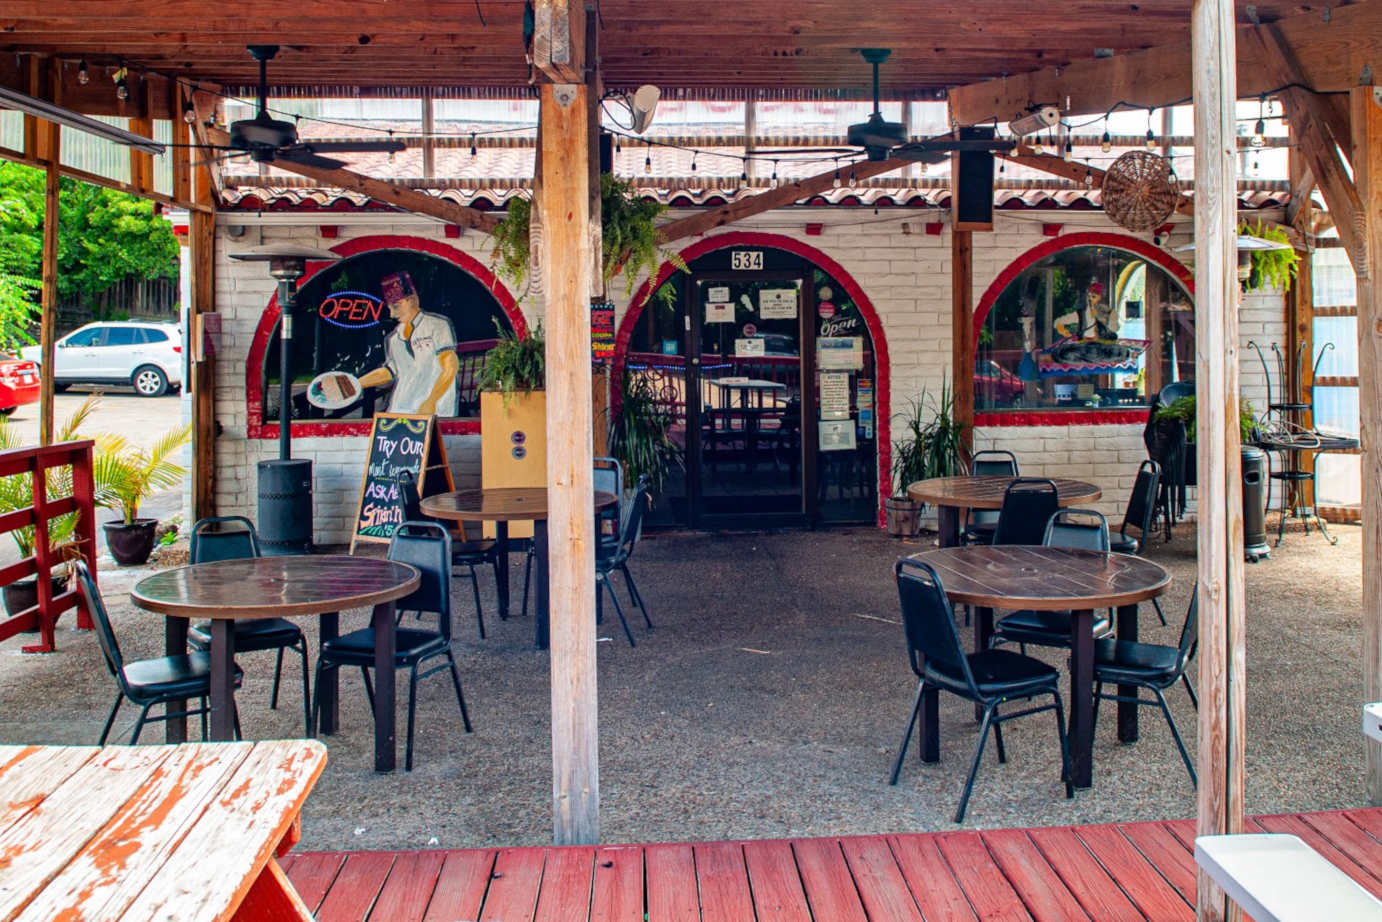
[0,440,96,653]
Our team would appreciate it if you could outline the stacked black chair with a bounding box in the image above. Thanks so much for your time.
[526,457,626,620]
[185,516,310,734]
[1111,460,1168,625]
[1092,588,1200,786]
[888,558,1073,823]
[991,478,1060,546]
[75,560,242,745]
[399,470,501,639]
[961,449,1019,546]
[596,475,654,647]
[991,508,1115,652]
[312,521,472,771]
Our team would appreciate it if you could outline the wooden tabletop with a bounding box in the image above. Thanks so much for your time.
[0,740,326,921]
[906,475,1102,510]
[130,555,420,620]
[420,488,619,522]
[908,545,1170,610]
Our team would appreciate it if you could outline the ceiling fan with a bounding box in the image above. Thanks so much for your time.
[769,49,1015,164]
[211,45,405,169]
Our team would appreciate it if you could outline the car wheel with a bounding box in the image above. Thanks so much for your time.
[132,365,169,397]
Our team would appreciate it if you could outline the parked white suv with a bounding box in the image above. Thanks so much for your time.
[21,321,183,397]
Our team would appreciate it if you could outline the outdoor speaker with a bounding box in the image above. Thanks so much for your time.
[953,126,995,230]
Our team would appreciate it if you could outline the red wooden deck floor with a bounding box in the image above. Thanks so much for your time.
[282,807,1382,921]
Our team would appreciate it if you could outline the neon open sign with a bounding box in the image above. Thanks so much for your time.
[318,291,385,329]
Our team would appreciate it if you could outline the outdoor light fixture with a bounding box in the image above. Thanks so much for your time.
[231,243,342,554]
[0,86,165,155]
[1007,106,1061,138]
[629,84,661,133]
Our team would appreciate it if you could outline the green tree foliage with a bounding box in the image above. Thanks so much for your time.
[0,161,179,319]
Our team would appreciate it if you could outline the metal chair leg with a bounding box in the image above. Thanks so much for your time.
[297,639,312,737]
[99,694,122,745]
[1052,690,1074,798]
[520,546,534,617]
[1154,687,1197,787]
[1092,681,1102,735]
[889,681,925,785]
[131,703,153,745]
[1182,674,1199,709]
[992,709,1007,763]
[405,664,419,772]
[270,646,285,710]
[467,565,486,639]
[446,651,472,732]
[492,556,508,620]
[362,667,375,710]
[622,565,653,629]
[200,696,208,741]
[955,704,997,823]
[1151,596,1168,626]
[600,575,636,647]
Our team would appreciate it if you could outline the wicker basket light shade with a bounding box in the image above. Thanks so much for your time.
[1101,150,1180,232]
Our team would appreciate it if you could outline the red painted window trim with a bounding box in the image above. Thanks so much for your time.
[245,235,524,440]
[612,231,892,526]
[972,232,1194,428]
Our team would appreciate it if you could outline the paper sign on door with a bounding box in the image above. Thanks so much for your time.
[759,288,798,319]
[706,301,734,323]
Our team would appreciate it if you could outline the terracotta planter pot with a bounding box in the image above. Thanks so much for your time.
[103,519,158,567]
[884,497,923,538]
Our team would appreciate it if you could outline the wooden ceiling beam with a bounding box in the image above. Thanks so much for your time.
[1002,143,1195,216]
[531,0,586,84]
[655,155,908,246]
[947,1,1382,124]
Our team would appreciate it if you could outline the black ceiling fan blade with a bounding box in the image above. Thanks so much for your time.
[276,149,348,170]
[903,138,1016,153]
[756,147,859,156]
[300,139,407,154]
[191,152,237,170]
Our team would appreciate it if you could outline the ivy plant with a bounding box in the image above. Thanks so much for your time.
[1238,219,1300,293]
[476,320,545,398]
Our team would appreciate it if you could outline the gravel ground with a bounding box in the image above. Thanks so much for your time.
[0,515,1368,850]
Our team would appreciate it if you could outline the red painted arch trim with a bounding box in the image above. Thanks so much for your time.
[613,230,892,526]
[971,231,1193,428]
[245,234,523,440]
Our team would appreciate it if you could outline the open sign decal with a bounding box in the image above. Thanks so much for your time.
[318,291,385,329]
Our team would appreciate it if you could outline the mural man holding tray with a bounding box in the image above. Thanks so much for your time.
[313,270,460,416]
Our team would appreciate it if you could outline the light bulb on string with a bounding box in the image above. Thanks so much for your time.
[388,130,396,163]
[770,160,778,188]
[1063,138,1073,162]
[740,166,748,184]
[77,60,89,85]
[1145,108,1156,151]
[615,138,622,155]
[832,159,841,188]
[115,76,128,101]
[1100,120,1112,153]
[1084,159,1094,188]
[1252,94,1266,148]
[690,151,697,173]
[469,133,477,157]
[644,140,652,174]
[182,99,196,124]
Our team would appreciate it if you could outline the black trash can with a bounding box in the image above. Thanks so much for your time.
[257,459,313,556]
[1241,445,1269,561]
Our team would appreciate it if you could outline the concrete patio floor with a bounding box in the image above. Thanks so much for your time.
[0,516,1367,851]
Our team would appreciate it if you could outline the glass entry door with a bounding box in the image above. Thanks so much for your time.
[687,273,812,525]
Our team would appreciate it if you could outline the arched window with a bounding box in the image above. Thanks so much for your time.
[976,240,1193,414]
[258,247,514,425]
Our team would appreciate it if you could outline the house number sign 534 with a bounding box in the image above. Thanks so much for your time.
[730,250,764,271]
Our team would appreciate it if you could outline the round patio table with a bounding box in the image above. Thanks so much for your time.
[420,487,618,650]
[131,555,419,772]
[906,475,1102,547]
[907,544,1169,789]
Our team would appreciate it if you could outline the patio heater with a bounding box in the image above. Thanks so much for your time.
[230,243,341,555]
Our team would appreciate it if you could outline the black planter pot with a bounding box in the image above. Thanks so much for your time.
[2,574,67,618]
[103,518,158,567]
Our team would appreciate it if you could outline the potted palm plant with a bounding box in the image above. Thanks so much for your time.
[607,369,682,497]
[0,396,97,614]
[887,383,967,537]
[94,424,192,566]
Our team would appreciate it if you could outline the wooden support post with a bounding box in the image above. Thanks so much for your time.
[421,95,435,181]
[1355,84,1382,803]
[129,76,155,195]
[537,82,598,845]
[744,97,757,183]
[189,152,216,521]
[171,83,192,206]
[1192,0,1247,919]
[37,62,60,448]
[951,228,974,460]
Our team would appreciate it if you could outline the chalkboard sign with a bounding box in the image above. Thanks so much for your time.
[349,413,454,551]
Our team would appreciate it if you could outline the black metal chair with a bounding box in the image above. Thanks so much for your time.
[1111,460,1168,625]
[75,560,242,745]
[962,449,1019,546]
[399,470,501,639]
[1092,588,1200,787]
[889,558,1073,823]
[185,516,310,734]
[312,521,472,771]
[991,508,1115,652]
[991,477,1060,546]
[596,475,654,647]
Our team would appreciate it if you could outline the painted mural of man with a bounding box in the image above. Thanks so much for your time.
[355,270,460,416]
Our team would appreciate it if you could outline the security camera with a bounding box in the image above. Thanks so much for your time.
[630,85,660,134]
[1008,106,1061,138]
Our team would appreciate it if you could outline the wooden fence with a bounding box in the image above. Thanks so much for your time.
[0,440,97,653]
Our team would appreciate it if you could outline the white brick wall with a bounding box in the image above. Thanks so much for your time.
[209,209,1286,538]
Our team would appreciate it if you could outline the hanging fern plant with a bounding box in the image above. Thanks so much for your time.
[489,175,686,308]
[1238,219,1300,292]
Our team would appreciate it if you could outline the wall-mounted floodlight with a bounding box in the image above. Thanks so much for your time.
[630,85,661,133]
[1008,106,1061,138]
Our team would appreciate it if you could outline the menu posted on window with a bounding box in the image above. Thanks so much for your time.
[350,413,454,551]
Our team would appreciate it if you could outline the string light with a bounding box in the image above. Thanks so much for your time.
[832,159,841,188]
[1100,117,1112,153]
[690,152,697,173]
[114,70,129,102]
[77,60,89,86]
[643,140,652,174]
[1252,94,1266,148]
[387,130,396,162]
[1145,107,1156,151]
[1084,158,1094,188]
[740,166,748,183]
[469,132,477,157]
[770,160,778,188]
[182,99,196,124]
[1063,138,1073,162]
[615,138,622,155]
